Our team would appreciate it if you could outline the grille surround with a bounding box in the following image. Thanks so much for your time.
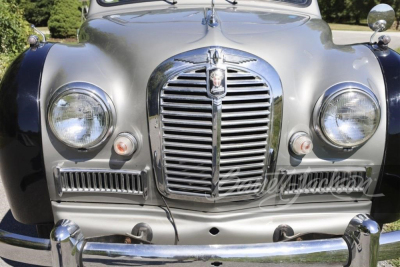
[147,47,283,203]
[54,168,148,199]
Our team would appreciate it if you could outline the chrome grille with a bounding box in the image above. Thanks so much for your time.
[55,168,147,197]
[280,170,368,196]
[219,68,270,197]
[160,67,270,199]
[161,68,214,197]
[148,47,283,202]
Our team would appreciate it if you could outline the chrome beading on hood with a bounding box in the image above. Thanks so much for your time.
[147,47,283,203]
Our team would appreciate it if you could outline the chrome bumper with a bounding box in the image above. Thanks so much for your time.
[0,214,399,267]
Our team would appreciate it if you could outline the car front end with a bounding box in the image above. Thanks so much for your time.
[0,0,400,266]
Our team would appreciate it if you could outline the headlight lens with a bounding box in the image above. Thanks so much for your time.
[319,89,380,148]
[49,88,113,149]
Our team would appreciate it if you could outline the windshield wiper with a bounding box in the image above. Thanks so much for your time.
[164,0,177,4]
[165,0,236,5]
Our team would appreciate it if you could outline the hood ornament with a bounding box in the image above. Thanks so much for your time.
[203,0,219,28]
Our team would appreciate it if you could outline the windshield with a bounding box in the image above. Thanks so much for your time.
[99,0,311,7]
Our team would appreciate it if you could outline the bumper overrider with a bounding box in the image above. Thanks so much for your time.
[0,214,399,267]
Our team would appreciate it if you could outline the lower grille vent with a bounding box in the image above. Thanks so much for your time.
[280,169,368,196]
[55,168,147,198]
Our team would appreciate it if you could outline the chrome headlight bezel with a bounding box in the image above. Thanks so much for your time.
[47,82,116,150]
[312,82,381,150]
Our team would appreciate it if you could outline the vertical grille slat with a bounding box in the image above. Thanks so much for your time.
[57,169,146,197]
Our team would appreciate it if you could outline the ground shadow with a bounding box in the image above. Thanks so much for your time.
[0,210,41,267]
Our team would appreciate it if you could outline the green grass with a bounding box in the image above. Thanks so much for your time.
[47,37,78,45]
[36,26,50,34]
[329,23,372,31]
[386,220,400,232]
[329,23,399,32]
[391,258,400,267]
[396,47,400,54]
[385,221,400,267]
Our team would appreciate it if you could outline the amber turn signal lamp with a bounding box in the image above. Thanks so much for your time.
[289,132,313,156]
[113,133,138,156]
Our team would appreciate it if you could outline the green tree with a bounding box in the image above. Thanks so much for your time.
[0,0,30,81]
[381,0,400,29]
[0,0,30,54]
[319,0,347,23]
[17,0,55,27]
[318,0,400,25]
[48,0,81,38]
[346,0,378,24]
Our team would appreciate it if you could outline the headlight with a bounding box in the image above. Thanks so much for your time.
[48,83,116,149]
[314,83,380,149]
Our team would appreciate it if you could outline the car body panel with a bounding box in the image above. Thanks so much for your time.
[52,200,371,244]
[368,45,400,224]
[0,44,54,224]
[39,3,386,220]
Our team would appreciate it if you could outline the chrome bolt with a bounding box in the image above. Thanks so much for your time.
[27,35,39,47]
[379,35,391,45]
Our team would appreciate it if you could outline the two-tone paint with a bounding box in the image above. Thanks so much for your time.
[0,0,397,240]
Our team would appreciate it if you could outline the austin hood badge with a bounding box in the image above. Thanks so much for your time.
[207,67,227,99]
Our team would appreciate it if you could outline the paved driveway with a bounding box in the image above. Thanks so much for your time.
[0,178,39,266]
[332,30,400,49]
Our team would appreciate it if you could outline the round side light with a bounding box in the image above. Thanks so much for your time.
[114,133,138,156]
[290,132,313,156]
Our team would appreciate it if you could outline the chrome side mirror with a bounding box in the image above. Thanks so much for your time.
[368,4,395,32]
[368,4,395,44]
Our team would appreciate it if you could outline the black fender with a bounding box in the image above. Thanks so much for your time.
[367,45,400,224]
[0,44,54,224]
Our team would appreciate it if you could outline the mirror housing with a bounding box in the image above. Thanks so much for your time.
[368,4,395,33]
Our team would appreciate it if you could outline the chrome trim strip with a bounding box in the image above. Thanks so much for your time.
[312,82,381,150]
[47,82,117,150]
[211,98,222,198]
